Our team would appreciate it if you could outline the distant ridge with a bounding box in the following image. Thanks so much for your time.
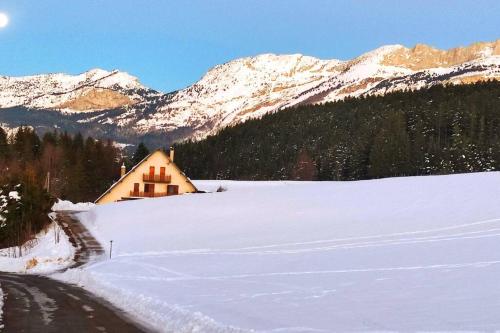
[0,39,499,144]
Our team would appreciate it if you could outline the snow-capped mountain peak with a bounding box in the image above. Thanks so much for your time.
[142,40,499,140]
[0,39,499,144]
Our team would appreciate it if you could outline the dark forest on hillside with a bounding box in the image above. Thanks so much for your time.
[0,129,121,248]
[175,81,500,180]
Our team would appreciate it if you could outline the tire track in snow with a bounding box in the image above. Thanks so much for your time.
[94,259,500,283]
[113,220,500,258]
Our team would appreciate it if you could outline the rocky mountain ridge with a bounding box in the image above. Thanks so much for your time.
[1,39,499,144]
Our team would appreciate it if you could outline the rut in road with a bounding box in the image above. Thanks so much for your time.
[0,211,152,332]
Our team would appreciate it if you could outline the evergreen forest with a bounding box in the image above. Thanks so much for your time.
[0,128,121,247]
[175,81,500,181]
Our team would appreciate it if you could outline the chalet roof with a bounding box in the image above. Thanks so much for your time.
[94,149,197,203]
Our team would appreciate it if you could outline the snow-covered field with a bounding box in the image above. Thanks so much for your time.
[55,173,500,332]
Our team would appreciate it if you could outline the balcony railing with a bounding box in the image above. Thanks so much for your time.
[129,191,168,198]
[143,174,171,183]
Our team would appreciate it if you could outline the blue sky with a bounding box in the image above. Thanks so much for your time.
[0,0,499,92]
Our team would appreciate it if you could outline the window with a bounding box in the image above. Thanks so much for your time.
[167,185,179,196]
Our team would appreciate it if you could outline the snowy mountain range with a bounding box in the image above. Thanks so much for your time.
[1,39,499,145]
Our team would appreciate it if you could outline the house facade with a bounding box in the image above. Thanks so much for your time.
[95,148,197,204]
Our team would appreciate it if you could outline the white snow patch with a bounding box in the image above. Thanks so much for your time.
[21,284,57,324]
[52,199,95,212]
[0,283,3,329]
[112,142,133,150]
[54,172,500,332]
[7,191,20,201]
[0,222,74,274]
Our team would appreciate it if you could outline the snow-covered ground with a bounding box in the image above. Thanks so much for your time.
[0,282,3,330]
[0,199,88,274]
[0,221,74,274]
[56,172,500,332]
[52,199,95,212]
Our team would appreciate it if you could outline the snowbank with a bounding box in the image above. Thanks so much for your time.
[57,267,247,333]
[0,222,74,274]
[62,173,500,332]
[0,283,3,329]
[52,199,95,212]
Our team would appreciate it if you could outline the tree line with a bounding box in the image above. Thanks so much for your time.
[175,81,500,181]
[0,128,121,247]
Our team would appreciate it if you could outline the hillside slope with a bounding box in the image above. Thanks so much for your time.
[175,81,500,181]
[60,173,500,332]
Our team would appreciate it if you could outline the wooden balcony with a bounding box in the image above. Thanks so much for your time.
[129,191,168,198]
[143,174,171,183]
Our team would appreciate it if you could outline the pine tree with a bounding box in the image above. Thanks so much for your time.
[132,142,150,165]
[368,113,411,178]
[291,149,318,180]
[0,127,9,161]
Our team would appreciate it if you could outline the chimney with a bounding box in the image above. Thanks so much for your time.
[169,147,175,162]
[120,163,126,177]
